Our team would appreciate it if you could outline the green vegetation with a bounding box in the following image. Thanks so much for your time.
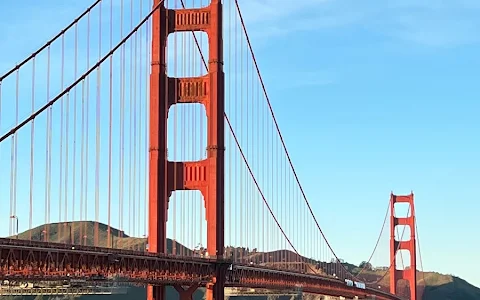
[6,222,479,300]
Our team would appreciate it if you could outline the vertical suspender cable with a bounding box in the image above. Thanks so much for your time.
[261,70,265,263]
[270,74,274,263]
[9,128,14,236]
[239,19,243,261]
[181,22,186,256]
[199,0,205,252]
[80,78,85,244]
[29,58,36,239]
[47,53,53,241]
[119,0,125,238]
[137,0,143,243]
[143,0,149,242]
[132,14,137,240]
[276,99,280,264]
[185,0,190,252]
[129,0,134,237]
[172,0,178,254]
[95,0,103,246]
[193,5,198,254]
[254,51,259,262]
[245,32,249,259]
[190,1,195,253]
[65,90,70,240]
[84,11,91,245]
[72,23,79,243]
[80,74,84,242]
[44,47,51,241]
[234,6,238,261]
[233,1,238,261]
[10,70,19,237]
[163,0,170,255]
[107,0,114,248]
[227,0,232,257]
[59,35,65,242]
[65,46,70,242]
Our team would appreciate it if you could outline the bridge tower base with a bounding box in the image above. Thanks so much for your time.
[174,284,200,300]
[389,192,417,300]
[148,0,225,300]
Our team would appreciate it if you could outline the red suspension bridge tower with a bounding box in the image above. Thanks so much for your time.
[390,193,417,300]
[148,0,225,300]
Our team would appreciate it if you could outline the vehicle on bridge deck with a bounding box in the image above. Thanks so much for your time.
[345,279,366,289]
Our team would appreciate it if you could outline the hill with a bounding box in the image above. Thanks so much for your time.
[14,221,192,255]
[9,221,480,300]
[348,266,480,300]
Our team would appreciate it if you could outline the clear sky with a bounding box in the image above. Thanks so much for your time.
[0,0,479,289]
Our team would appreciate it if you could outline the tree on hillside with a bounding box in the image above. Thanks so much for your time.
[359,261,373,271]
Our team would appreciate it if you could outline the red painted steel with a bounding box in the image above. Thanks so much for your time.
[0,238,220,285]
[390,193,417,300]
[174,284,199,300]
[0,239,401,300]
[148,0,225,299]
[228,266,402,300]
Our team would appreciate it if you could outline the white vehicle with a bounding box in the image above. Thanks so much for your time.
[345,279,366,289]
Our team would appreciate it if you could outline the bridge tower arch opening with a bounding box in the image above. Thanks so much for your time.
[389,193,417,300]
[148,0,225,299]
[165,101,208,256]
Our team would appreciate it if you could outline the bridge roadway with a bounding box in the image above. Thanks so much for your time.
[0,238,401,300]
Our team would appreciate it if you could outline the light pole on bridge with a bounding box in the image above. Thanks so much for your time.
[10,215,18,239]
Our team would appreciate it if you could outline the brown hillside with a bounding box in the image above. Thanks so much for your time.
[354,269,480,300]
[14,221,192,255]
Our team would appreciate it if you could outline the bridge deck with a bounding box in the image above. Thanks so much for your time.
[0,238,401,300]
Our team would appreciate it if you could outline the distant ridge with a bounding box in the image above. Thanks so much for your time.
[11,221,192,255]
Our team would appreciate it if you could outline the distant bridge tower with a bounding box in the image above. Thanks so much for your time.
[389,193,417,300]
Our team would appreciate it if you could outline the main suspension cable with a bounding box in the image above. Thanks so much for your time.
[356,197,391,277]
[0,0,165,143]
[0,0,103,81]
[178,0,343,277]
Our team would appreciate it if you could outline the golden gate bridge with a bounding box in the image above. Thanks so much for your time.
[0,0,426,299]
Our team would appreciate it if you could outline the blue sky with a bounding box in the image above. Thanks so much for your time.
[240,0,480,287]
[0,0,479,289]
